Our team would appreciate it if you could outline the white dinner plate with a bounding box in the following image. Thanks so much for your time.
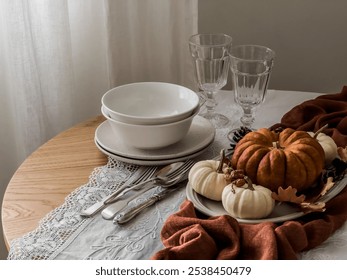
[95,115,215,161]
[95,139,212,166]
[186,174,347,224]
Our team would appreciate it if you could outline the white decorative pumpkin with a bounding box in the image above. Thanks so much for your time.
[188,160,229,201]
[221,177,275,219]
[308,130,338,165]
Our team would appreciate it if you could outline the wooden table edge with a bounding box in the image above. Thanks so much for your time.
[1,115,107,250]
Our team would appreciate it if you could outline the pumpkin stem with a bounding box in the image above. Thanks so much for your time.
[313,124,329,139]
[272,141,281,149]
[217,149,229,173]
[244,176,255,191]
[230,184,236,194]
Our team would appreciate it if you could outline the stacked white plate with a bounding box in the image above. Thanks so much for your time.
[95,115,215,165]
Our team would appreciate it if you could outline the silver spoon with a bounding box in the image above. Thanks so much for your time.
[106,161,185,201]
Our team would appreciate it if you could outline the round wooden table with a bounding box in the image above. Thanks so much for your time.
[1,115,107,250]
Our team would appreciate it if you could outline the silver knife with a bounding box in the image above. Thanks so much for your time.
[80,166,153,217]
[102,169,190,220]
[101,182,155,220]
[113,188,174,224]
[113,173,189,224]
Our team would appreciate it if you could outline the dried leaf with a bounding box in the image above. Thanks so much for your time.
[338,146,347,162]
[271,186,306,204]
[232,179,246,188]
[222,165,233,175]
[224,169,245,182]
[300,202,326,213]
[320,177,335,197]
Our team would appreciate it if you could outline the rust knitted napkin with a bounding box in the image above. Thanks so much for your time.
[271,86,347,147]
[151,86,347,260]
[151,193,347,260]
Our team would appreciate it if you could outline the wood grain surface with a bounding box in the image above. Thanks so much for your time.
[1,115,107,250]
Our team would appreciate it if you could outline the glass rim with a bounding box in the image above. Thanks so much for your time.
[230,44,276,61]
[230,68,273,76]
[188,33,232,48]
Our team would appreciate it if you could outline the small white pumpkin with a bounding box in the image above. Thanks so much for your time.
[221,177,275,219]
[188,160,229,201]
[308,126,337,165]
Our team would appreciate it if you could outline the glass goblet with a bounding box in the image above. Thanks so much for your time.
[189,33,232,129]
[228,44,275,141]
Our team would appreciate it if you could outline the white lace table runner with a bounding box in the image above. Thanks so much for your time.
[7,90,347,260]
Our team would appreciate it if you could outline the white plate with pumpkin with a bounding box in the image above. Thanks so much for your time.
[186,174,347,224]
[186,127,347,224]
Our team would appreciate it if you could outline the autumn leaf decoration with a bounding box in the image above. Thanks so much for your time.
[271,181,334,213]
[271,186,305,204]
[271,144,347,213]
[224,169,245,184]
[320,177,335,197]
[300,202,326,213]
[338,146,347,163]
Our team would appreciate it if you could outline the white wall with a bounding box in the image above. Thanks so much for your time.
[198,0,347,93]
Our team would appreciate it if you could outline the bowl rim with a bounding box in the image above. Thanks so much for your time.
[101,82,199,122]
[101,105,199,128]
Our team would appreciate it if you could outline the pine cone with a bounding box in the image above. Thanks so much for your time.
[233,127,252,142]
[229,127,252,150]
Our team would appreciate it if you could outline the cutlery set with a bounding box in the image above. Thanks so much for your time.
[80,166,157,217]
[80,159,195,223]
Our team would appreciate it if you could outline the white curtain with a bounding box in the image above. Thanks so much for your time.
[0,0,197,235]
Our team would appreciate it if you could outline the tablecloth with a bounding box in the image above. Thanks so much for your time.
[7,89,347,260]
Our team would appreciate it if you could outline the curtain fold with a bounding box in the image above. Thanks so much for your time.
[105,0,197,87]
[0,0,198,236]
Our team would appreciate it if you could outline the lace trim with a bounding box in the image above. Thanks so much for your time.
[7,158,141,260]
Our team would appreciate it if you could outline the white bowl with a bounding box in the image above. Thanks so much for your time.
[101,106,199,149]
[101,82,199,125]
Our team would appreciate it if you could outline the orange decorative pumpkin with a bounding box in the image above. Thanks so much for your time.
[231,128,325,192]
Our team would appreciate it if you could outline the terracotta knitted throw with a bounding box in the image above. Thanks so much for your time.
[151,86,347,260]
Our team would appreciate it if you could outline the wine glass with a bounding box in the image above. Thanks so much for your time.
[189,33,232,129]
[227,45,275,141]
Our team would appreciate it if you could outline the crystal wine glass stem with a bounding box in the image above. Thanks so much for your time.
[204,91,218,117]
[240,106,255,128]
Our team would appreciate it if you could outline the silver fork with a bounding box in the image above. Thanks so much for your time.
[157,159,195,183]
[80,166,157,217]
[103,166,158,204]
[112,160,195,223]
[101,159,195,220]
[111,159,195,198]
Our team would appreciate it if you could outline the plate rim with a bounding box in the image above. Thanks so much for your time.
[186,174,347,224]
[95,138,213,166]
[95,116,215,160]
